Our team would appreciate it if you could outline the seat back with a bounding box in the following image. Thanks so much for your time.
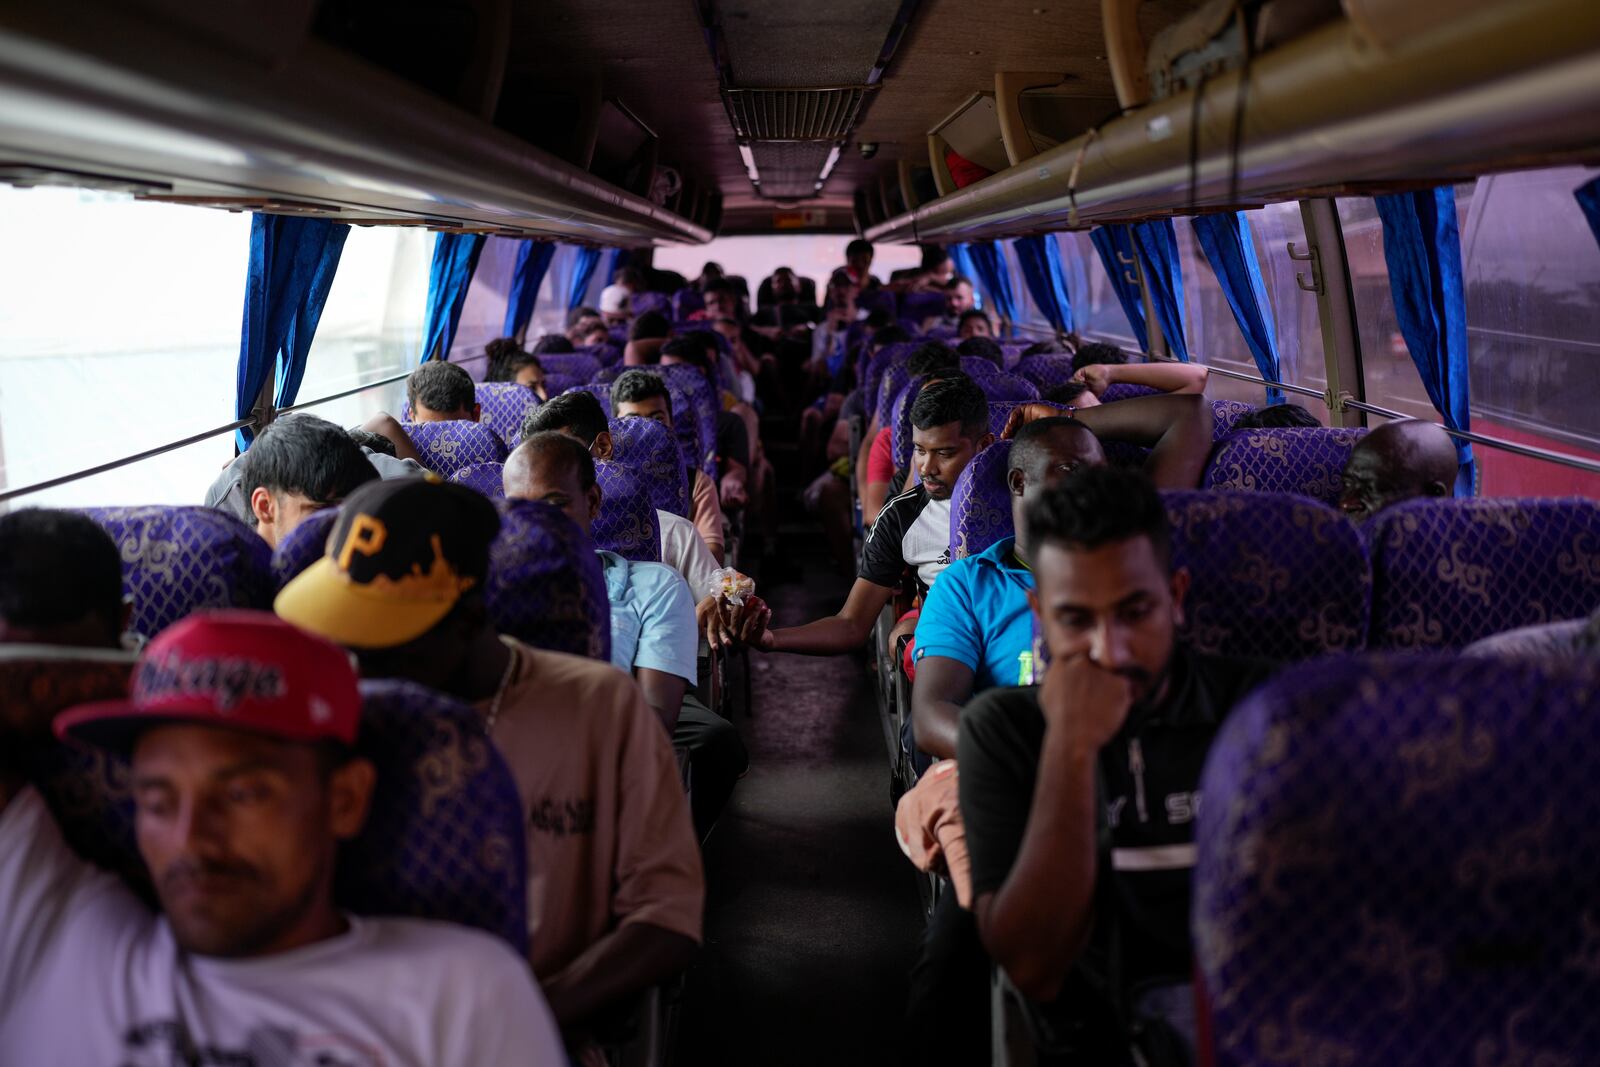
[1015,354,1077,393]
[451,462,506,499]
[949,440,1014,560]
[863,341,916,416]
[486,499,611,660]
[898,289,946,325]
[875,360,917,426]
[475,382,540,448]
[631,291,671,317]
[403,420,509,479]
[594,460,663,562]
[83,506,274,639]
[958,355,1003,380]
[1196,654,1600,1066]
[1099,382,1161,403]
[1366,496,1600,650]
[673,288,705,320]
[1209,399,1256,439]
[653,363,720,477]
[565,383,613,413]
[575,342,623,368]
[976,371,1040,403]
[1202,427,1367,507]
[270,507,339,589]
[609,416,692,517]
[537,352,602,382]
[1165,490,1370,660]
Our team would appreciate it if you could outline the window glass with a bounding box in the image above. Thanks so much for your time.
[0,188,248,507]
[289,225,430,430]
[1000,239,1053,337]
[1055,230,1140,350]
[655,234,921,310]
[1173,219,1270,410]
[446,236,520,376]
[1249,203,1332,424]
[528,245,631,340]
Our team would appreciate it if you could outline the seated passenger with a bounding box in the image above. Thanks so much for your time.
[566,306,604,346]
[610,369,727,565]
[484,338,549,398]
[532,334,575,355]
[625,310,672,365]
[1072,358,1208,397]
[1338,418,1457,521]
[944,276,976,319]
[1071,340,1132,374]
[1230,402,1322,429]
[275,479,703,1043]
[1041,381,1099,408]
[811,269,860,381]
[956,335,1005,368]
[660,336,756,512]
[575,319,612,348]
[520,391,719,597]
[707,377,994,657]
[842,237,879,289]
[599,267,642,326]
[957,309,993,341]
[502,433,748,839]
[407,360,480,423]
[0,508,128,648]
[857,342,961,525]
[1,611,564,1063]
[960,466,1275,1052]
[694,277,745,324]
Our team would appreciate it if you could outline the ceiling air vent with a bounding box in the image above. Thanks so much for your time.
[723,87,870,141]
[741,142,843,200]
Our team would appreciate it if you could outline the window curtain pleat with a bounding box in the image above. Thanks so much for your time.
[962,241,1020,326]
[1089,226,1149,351]
[1575,175,1600,252]
[234,214,351,450]
[607,247,631,285]
[949,243,984,311]
[502,240,556,343]
[1011,235,1075,334]
[1375,187,1476,496]
[567,247,604,311]
[1128,220,1190,362]
[1191,212,1282,402]
[420,232,486,364]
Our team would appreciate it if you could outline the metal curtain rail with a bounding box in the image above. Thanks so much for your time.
[1343,398,1600,475]
[1194,362,1326,401]
[0,417,254,504]
[278,367,414,415]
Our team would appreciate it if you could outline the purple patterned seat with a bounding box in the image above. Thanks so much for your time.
[958,355,1003,380]
[1164,489,1370,660]
[83,506,273,640]
[673,288,705,320]
[889,378,923,473]
[402,420,509,480]
[949,440,1014,560]
[976,371,1040,403]
[486,498,611,660]
[536,352,602,382]
[863,341,916,417]
[475,382,540,447]
[589,365,623,385]
[925,323,960,343]
[564,383,613,413]
[999,341,1030,370]
[1196,653,1600,1066]
[857,287,897,320]
[575,342,623,368]
[607,326,629,347]
[270,507,339,590]
[1016,354,1078,393]
[653,363,721,477]
[1365,496,1600,650]
[987,401,1022,440]
[451,462,506,499]
[875,361,917,427]
[1210,398,1255,440]
[631,291,672,317]
[543,372,585,397]
[1098,382,1162,403]
[898,289,946,326]
[608,415,691,518]
[1202,427,1367,508]
[593,460,662,562]
[892,378,1036,471]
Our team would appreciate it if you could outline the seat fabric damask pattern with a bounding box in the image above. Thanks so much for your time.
[653,363,721,477]
[593,460,662,562]
[949,440,1013,560]
[1202,427,1367,507]
[631,291,672,317]
[1196,654,1600,1067]
[974,371,1041,404]
[898,290,946,326]
[876,362,917,427]
[1098,382,1161,404]
[1366,496,1600,650]
[270,507,339,590]
[863,342,916,417]
[84,506,274,639]
[673,288,705,319]
[475,382,540,447]
[1209,399,1256,439]
[1015,354,1078,393]
[565,383,613,412]
[575,343,623,368]
[608,416,692,518]
[451,462,507,499]
[534,352,602,382]
[402,420,509,480]
[486,498,611,661]
[1164,489,1370,660]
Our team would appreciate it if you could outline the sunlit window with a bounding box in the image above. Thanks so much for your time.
[1054,230,1141,352]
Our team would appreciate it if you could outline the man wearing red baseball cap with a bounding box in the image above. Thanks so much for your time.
[0,610,565,1064]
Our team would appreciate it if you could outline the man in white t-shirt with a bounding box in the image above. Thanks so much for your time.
[0,611,565,1065]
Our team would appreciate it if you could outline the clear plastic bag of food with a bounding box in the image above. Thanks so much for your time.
[704,567,756,608]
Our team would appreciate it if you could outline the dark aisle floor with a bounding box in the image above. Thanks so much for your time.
[676,540,925,1066]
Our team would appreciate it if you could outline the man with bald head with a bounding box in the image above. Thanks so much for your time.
[1338,418,1460,522]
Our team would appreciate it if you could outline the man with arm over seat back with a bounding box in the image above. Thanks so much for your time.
[959,466,1274,1064]
[274,479,703,1054]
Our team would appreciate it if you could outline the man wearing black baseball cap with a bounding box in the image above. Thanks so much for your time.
[0,611,564,1063]
[277,478,704,1049]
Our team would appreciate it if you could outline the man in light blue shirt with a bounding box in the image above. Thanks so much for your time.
[504,431,747,839]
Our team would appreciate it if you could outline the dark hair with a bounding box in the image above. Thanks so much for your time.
[910,376,988,439]
[567,306,601,327]
[1044,381,1092,405]
[907,341,960,379]
[872,324,911,348]
[1072,342,1129,374]
[516,430,597,492]
[242,415,378,509]
[610,369,672,415]
[631,311,671,341]
[827,268,855,290]
[957,335,1005,367]
[522,389,608,446]
[1020,340,1059,357]
[919,244,948,269]
[944,274,973,291]
[661,335,712,372]
[407,361,476,416]
[346,428,396,457]
[865,308,894,330]
[1025,465,1170,567]
[958,309,990,328]
[484,337,523,381]
[1232,403,1322,430]
[703,277,736,297]
[0,509,123,633]
[615,267,644,289]
[845,238,873,260]
[532,334,574,355]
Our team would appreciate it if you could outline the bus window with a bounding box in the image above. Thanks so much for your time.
[999,239,1054,339]
[654,235,920,298]
[1054,230,1141,351]
[447,236,523,371]
[0,188,247,507]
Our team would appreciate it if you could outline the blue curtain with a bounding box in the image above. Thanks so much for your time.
[502,240,556,341]
[1191,213,1281,402]
[948,243,983,311]
[607,247,631,285]
[1128,220,1189,362]
[1375,187,1475,495]
[1011,235,1075,334]
[234,214,351,449]
[1089,226,1149,351]
[420,232,486,363]
[567,246,604,311]
[1576,176,1600,252]
[963,241,1020,325]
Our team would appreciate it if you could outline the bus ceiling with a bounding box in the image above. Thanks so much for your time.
[0,0,1596,244]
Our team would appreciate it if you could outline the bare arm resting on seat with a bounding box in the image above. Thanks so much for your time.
[909,656,974,762]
